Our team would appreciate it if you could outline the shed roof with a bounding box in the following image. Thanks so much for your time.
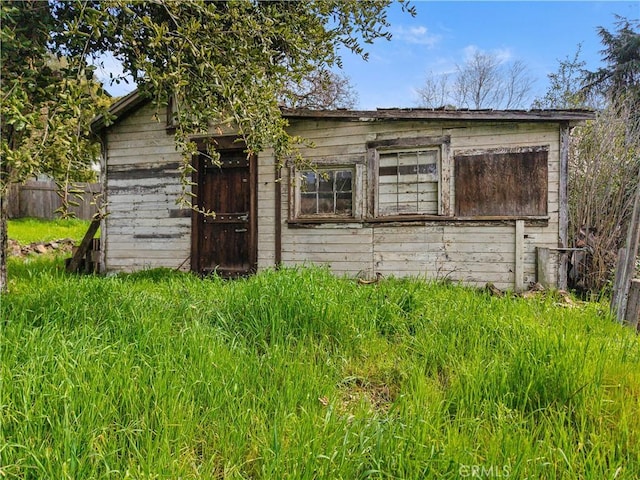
[92,89,595,133]
[282,107,595,122]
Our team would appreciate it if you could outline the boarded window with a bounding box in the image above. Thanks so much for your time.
[454,147,548,217]
[299,169,353,216]
[378,149,439,215]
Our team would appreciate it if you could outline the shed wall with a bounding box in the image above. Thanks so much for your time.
[260,119,561,290]
[103,106,562,290]
[103,103,190,271]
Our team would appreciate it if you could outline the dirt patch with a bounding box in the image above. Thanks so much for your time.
[338,376,396,414]
[8,238,75,258]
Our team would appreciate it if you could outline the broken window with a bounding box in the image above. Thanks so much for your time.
[454,146,548,217]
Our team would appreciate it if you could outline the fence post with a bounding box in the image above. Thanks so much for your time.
[536,247,551,288]
[6,184,20,219]
[612,170,640,324]
[624,279,640,329]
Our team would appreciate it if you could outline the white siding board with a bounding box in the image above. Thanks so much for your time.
[107,145,180,158]
[108,129,177,142]
[284,251,372,263]
[108,178,183,190]
[108,244,190,254]
[105,211,186,221]
[108,137,179,150]
[106,154,182,167]
[107,192,182,204]
[257,153,277,268]
[441,242,515,253]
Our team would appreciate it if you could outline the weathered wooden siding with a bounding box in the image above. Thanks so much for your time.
[103,106,563,290]
[264,119,561,290]
[104,103,190,272]
[257,148,277,270]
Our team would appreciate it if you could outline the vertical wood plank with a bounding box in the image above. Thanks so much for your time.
[440,138,451,215]
[6,184,20,218]
[355,163,364,218]
[558,123,570,289]
[612,169,640,322]
[611,247,626,315]
[515,220,525,292]
[536,247,551,288]
[275,165,282,267]
[624,279,640,328]
[367,146,378,218]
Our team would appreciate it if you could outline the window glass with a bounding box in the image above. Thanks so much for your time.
[298,169,353,216]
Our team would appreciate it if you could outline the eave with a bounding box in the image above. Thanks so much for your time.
[91,90,149,133]
[281,107,595,124]
[91,88,596,134]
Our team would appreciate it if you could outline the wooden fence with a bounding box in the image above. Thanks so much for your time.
[6,181,102,220]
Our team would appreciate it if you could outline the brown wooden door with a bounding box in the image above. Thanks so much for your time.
[192,147,257,277]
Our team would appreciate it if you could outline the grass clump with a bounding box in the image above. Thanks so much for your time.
[2,257,639,479]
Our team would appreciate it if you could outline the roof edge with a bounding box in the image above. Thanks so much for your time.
[91,88,596,133]
[281,107,596,122]
[91,90,148,133]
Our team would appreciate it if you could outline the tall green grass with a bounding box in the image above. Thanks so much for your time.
[2,257,639,479]
[7,217,92,245]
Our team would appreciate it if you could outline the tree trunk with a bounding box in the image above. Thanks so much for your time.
[0,188,8,293]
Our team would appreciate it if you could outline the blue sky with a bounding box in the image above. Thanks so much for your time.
[98,0,639,110]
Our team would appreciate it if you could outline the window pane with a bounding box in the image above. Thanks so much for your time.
[398,152,418,168]
[318,171,334,192]
[335,170,352,192]
[417,150,438,164]
[335,192,352,214]
[317,193,334,214]
[300,193,317,215]
[302,172,317,192]
[379,152,398,168]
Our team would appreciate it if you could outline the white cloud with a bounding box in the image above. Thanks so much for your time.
[462,44,479,60]
[392,25,441,47]
[462,45,513,64]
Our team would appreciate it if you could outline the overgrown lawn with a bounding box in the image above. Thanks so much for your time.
[7,217,91,245]
[2,255,639,479]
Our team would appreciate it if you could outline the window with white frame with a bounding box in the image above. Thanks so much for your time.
[297,167,354,217]
[377,147,440,216]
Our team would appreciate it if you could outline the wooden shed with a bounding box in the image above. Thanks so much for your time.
[93,91,594,290]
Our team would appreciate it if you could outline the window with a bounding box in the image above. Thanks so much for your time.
[296,168,354,218]
[378,148,440,215]
[454,146,548,217]
[367,136,450,219]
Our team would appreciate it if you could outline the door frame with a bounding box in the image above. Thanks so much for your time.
[190,136,258,276]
